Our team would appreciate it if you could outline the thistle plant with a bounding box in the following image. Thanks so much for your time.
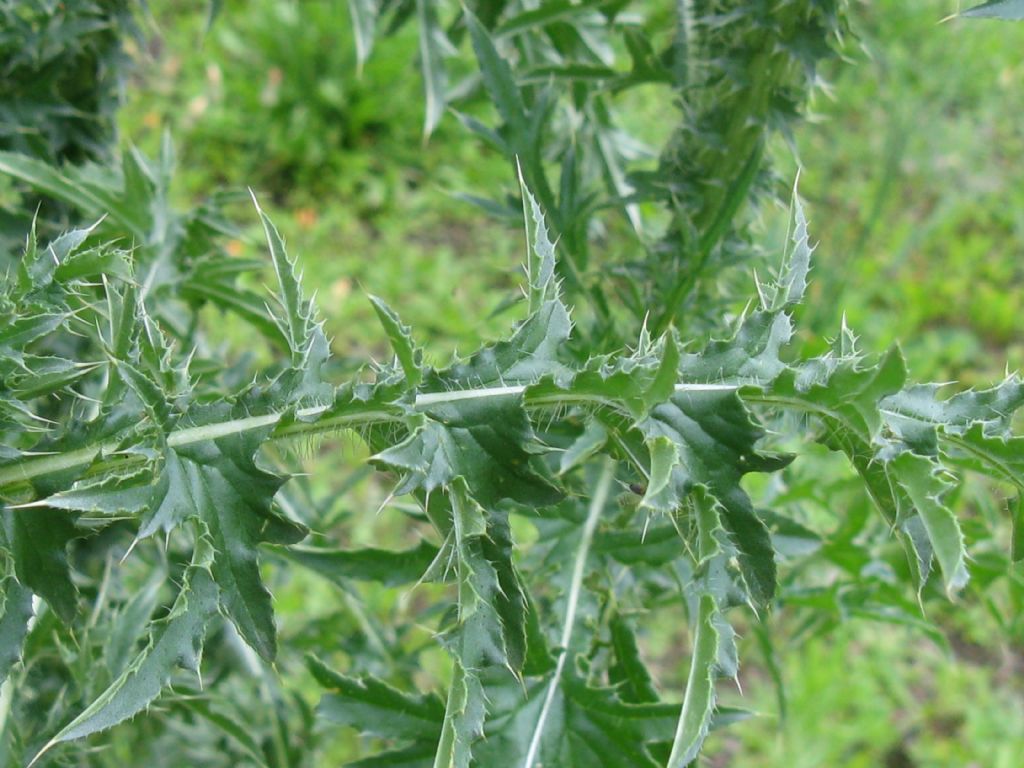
[0,1,1020,766]
[1,176,1021,766]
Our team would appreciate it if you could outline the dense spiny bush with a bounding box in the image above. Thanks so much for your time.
[1,182,1022,766]
[1,2,1021,767]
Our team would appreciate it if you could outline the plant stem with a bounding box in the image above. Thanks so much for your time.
[0,383,739,498]
[521,456,614,768]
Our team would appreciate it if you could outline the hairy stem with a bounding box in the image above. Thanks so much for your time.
[0,383,738,498]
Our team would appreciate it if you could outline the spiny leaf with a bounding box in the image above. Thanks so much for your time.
[39,399,303,660]
[891,454,968,595]
[6,357,100,401]
[0,577,33,685]
[33,545,219,761]
[667,593,719,767]
[678,309,793,385]
[373,396,561,509]
[767,183,813,311]
[148,408,300,661]
[764,340,978,594]
[880,374,1024,456]
[638,436,679,514]
[34,469,157,519]
[667,490,740,766]
[476,671,678,768]
[939,425,1024,491]
[2,507,78,623]
[0,151,149,238]
[640,390,791,606]
[518,169,558,314]
[369,295,423,389]
[114,358,175,429]
[432,480,522,768]
[251,192,331,406]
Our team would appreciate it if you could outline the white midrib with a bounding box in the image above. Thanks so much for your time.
[520,457,615,768]
[0,382,738,491]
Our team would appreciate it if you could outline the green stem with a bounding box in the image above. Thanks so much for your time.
[521,457,614,768]
[0,383,738,499]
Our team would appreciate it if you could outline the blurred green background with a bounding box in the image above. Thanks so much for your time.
[113,1,1024,764]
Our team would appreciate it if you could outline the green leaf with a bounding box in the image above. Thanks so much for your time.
[559,421,608,475]
[963,0,1024,18]
[518,172,559,315]
[667,593,719,767]
[480,507,532,673]
[663,489,743,766]
[641,390,790,606]
[761,344,944,586]
[891,454,968,595]
[271,540,439,588]
[0,314,66,352]
[3,507,78,623]
[466,9,529,147]
[608,613,659,704]
[880,375,1024,456]
[40,402,303,661]
[593,525,686,567]
[252,194,332,405]
[416,0,452,138]
[105,573,164,677]
[432,480,523,768]
[643,335,680,413]
[310,656,444,741]
[0,577,33,685]
[494,0,610,38]
[767,184,813,311]
[158,421,294,661]
[172,696,271,768]
[6,357,100,401]
[678,309,793,385]
[369,295,423,389]
[374,395,561,509]
[638,436,679,514]
[0,151,149,238]
[941,425,1024,491]
[347,0,378,72]
[477,671,677,768]
[34,547,219,760]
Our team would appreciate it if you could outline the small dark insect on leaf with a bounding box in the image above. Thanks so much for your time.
[629,483,646,496]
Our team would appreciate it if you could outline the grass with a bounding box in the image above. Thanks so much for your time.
[111,1,1024,765]
[712,623,1024,768]
[776,0,1024,383]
